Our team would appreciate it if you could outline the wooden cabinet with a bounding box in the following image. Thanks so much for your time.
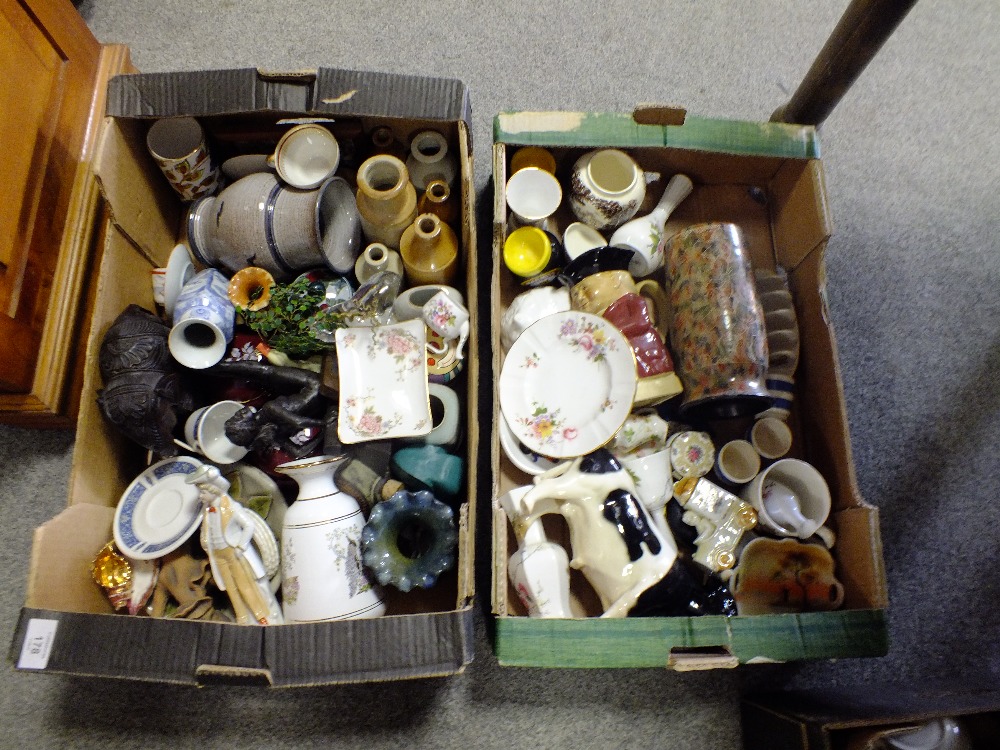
[0,0,130,426]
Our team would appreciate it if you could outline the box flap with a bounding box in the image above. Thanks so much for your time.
[106,68,471,127]
[493,111,820,159]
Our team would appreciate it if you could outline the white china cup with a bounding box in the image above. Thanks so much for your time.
[619,447,672,537]
[505,167,562,226]
[393,284,464,322]
[562,222,607,260]
[749,416,793,459]
[271,124,340,189]
[499,286,571,351]
[741,458,835,546]
[715,439,761,486]
[182,400,252,465]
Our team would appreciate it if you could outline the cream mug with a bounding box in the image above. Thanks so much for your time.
[569,269,668,333]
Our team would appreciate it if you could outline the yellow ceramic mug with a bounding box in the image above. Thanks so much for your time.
[569,270,668,333]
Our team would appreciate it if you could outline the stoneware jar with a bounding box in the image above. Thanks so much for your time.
[354,242,404,285]
[355,154,418,248]
[186,173,360,279]
[568,148,646,231]
[399,213,459,285]
[663,222,771,420]
[276,455,386,622]
[405,130,458,191]
[418,179,460,228]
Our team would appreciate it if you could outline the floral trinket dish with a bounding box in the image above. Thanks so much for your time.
[335,319,432,444]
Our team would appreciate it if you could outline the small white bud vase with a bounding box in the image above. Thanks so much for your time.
[276,456,386,622]
[405,130,458,191]
[610,173,694,277]
[354,242,404,285]
[568,149,646,231]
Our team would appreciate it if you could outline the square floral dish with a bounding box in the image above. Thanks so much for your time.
[335,319,432,444]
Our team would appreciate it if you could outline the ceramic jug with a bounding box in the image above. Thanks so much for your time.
[186,173,360,280]
[609,173,693,277]
[568,149,646,231]
[399,213,459,285]
[276,456,386,622]
[663,222,771,420]
[355,154,418,248]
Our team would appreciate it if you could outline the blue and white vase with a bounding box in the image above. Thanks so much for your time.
[168,268,235,369]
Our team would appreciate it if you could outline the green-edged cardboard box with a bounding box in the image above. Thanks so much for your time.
[489,108,888,669]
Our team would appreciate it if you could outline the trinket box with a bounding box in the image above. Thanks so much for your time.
[490,108,888,669]
[9,26,478,685]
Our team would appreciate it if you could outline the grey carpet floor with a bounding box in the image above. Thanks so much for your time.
[1,1,998,747]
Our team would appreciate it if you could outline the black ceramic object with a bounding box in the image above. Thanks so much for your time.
[557,245,636,286]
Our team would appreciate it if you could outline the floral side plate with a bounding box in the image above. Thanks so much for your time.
[499,311,636,459]
[336,319,432,444]
[113,456,206,560]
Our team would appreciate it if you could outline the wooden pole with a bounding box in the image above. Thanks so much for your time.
[772,0,920,126]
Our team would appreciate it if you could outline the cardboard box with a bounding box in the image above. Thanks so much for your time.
[489,108,888,669]
[742,684,1000,749]
[8,66,479,686]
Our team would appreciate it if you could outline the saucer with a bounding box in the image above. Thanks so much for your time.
[164,244,195,319]
[113,456,206,560]
[336,320,432,443]
[499,415,562,475]
[499,311,636,459]
[221,153,272,181]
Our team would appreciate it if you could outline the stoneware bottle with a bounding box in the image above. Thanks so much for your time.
[417,179,460,228]
[399,213,459,285]
[610,173,694,277]
[354,242,404,285]
[276,455,386,622]
[405,130,458,191]
[568,148,646,231]
[355,154,418,249]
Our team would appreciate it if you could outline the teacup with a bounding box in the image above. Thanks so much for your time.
[562,222,607,260]
[270,123,340,189]
[422,291,470,360]
[505,167,562,226]
[181,400,252,464]
[619,447,672,536]
[509,146,557,175]
[500,286,571,351]
[714,439,760,487]
[392,284,464,321]
[169,269,235,369]
[570,270,668,329]
[741,458,835,546]
[749,416,793,460]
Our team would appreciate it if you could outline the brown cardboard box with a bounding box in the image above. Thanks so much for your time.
[490,108,888,668]
[8,66,479,686]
